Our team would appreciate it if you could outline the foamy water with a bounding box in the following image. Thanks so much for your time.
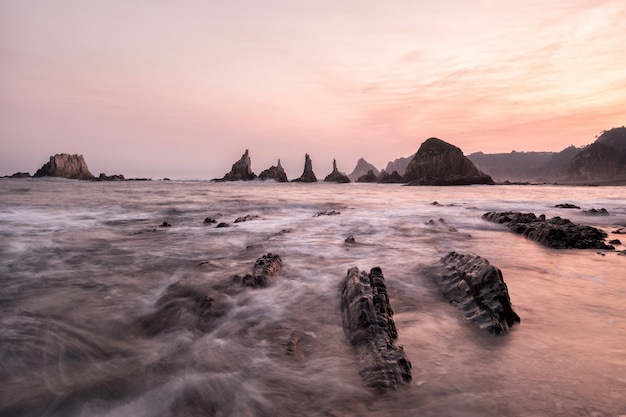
[1,179,625,417]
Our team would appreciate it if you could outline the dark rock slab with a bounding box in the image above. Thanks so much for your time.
[483,211,614,249]
[555,203,580,209]
[203,217,217,224]
[292,153,318,182]
[239,253,283,288]
[215,149,256,181]
[258,159,288,182]
[34,153,95,180]
[95,173,125,181]
[341,266,412,389]
[583,208,609,216]
[324,159,351,183]
[428,252,520,334]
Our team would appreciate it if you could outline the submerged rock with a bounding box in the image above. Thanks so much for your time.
[323,159,350,183]
[404,138,494,185]
[234,214,260,223]
[215,149,256,181]
[341,266,412,389]
[483,211,614,249]
[292,153,318,183]
[428,252,520,334]
[258,159,288,182]
[239,253,283,288]
[34,153,95,180]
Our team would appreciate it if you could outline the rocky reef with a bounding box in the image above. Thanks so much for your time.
[404,138,495,185]
[427,252,520,334]
[341,266,412,389]
[483,211,614,249]
[34,154,95,180]
[258,159,288,182]
[323,159,350,183]
[215,150,256,181]
[292,153,317,183]
[236,253,283,288]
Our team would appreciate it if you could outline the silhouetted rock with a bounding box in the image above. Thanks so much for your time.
[583,208,609,216]
[292,154,317,182]
[384,154,414,176]
[341,266,412,389]
[324,159,350,183]
[377,169,404,183]
[34,154,95,180]
[427,252,520,334]
[216,222,229,228]
[483,211,614,249]
[215,150,256,181]
[95,173,125,181]
[566,142,626,182]
[404,138,494,185]
[8,172,30,178]
[238,253,283,288]
[348,158,379,181]
[555,203,580,209]
[258,159,288,182]
[356,169,378,183]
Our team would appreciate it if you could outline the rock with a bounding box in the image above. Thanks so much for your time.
[348,158,380,181]
[356,169,378,183]
[234,214,260,223]
[324,159,351,183]
[566,127,626,182]
[583,208,609,216]
[313,210,340,217]
[258,159,289,182]
[555,203,580,209]
[159,222,171,228]
[377,169,404,183]
[482,211,614,249]
[95,173,125,181]
[291,153,318,182]
[216,222,229,228]
[428,252,520,334]
[384,154,415,177]
[341,266,412,389]
[609,239,621,245]
[203,217,217,224]
[612,228,626,234]
[8,172,30,178]
[33,154,95,180]
[404,138,495,185]
[239,253,283,288]
[215,149,256,181]
[345,235,356,244]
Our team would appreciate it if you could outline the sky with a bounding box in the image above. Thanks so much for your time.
[1,0,625,179]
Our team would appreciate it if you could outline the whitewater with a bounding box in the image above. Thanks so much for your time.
[1,179,625,417]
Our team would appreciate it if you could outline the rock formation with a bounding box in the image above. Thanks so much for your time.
[8,172,30,178]
[427,252,520,334]
[258,159,288,182]
[566,141,626,182]
[384,154,414,176]
[377,169,404,183]
[215,149,256,181]
[356,169,378,183]
[348,158,379,181]
[33,154,95,180]
[483,211,614,249]
[291,153,317,183]
[238,253,283,288]
[323,159,350,183]
[341,266,412,389]
[404,138,494,185]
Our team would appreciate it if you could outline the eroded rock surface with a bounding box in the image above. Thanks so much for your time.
[483,211,613,249]
[34,154,95,180]
[239,253,283,288]
[428,252,520,334]
[341,266,412,389]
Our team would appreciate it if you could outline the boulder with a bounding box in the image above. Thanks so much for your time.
[258,159,288,182]
[404,138,494,185]
[348,158,379,181]
[428,252,520,334]
[377,169,404,183]
[291,153,317,182]
[33,154,95,180]
[483,211,614,249]
[323,159,350,183]
[215,150,256,181]
[356,169,378,183]
[238,253,283,288]
[341,266,412,389]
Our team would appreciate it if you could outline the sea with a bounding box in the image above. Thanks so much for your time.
[1,178,625,417]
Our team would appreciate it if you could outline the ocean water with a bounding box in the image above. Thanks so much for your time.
[1,179,625,417]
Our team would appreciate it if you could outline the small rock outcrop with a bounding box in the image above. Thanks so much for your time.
[356,169,378,183]
[95,173,125,181]
[238,253,283,288]
[258,159,288,182]
[8,172,31,178]
[348,158,379,181]
[341,266,412,390]
[404,138,494,185]
[483,211,614,249]
[215,150,256,181]
[324,159,350,183]
[428,252,520,334]
[33,154,95,180]
[292,154,317,183]
[377,169,404,183]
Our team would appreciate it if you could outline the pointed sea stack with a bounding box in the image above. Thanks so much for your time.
[215,150,256,181]
[324,159,350,183]
[404,138,494,185]
[34,154,95,180]
[377,169,404,183]
[292,153,317,183]
[348,158,379,181]
[258,159,288,182]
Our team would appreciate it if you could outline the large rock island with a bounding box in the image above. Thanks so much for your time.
[34,154,95,180]
[404,138,495,185]
[215,150,256,181]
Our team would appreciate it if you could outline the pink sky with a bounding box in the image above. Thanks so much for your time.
[1,0,625,179]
